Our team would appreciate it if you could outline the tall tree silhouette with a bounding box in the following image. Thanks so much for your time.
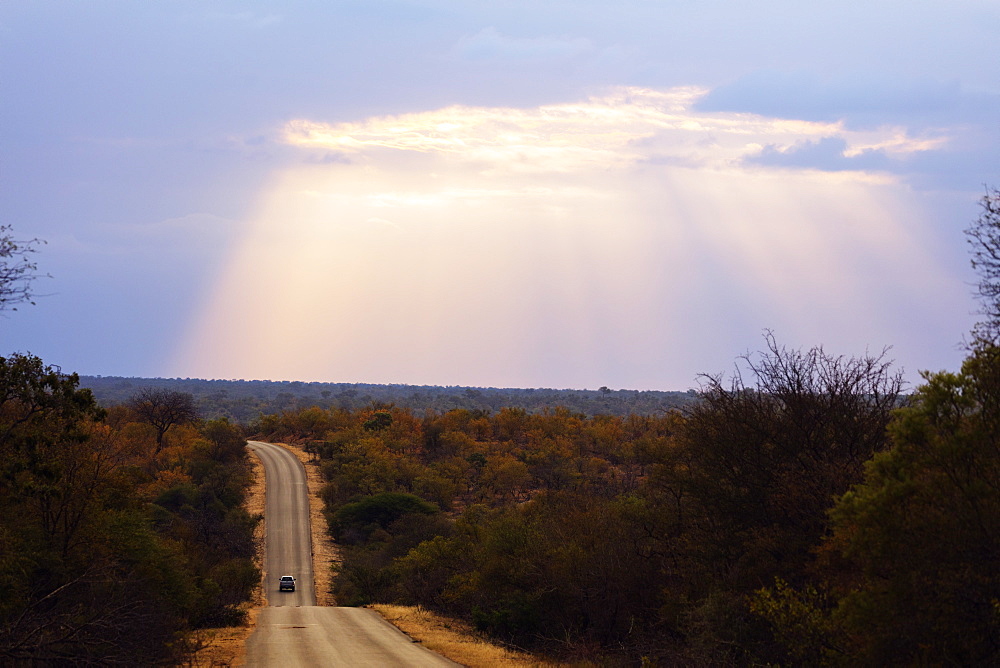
[128,388,198,452]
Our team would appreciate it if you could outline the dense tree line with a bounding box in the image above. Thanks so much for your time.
[79,375,698,424]
[0,354,260,664]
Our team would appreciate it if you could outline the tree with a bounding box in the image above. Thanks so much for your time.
[128,388,198,452]
[642,333,902,662]
[0,225,46,311]
[363,410,393,432]
[332,492,438,543]
[0,354,107,559]
[756,344,1000,665]
[965,186,1000,342]
[682,333,902,580]
[0,354,181,664]
[826,345,1000,664]
[0,352,104,454]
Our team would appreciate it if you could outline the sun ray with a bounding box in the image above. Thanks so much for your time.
[172,87,965,388]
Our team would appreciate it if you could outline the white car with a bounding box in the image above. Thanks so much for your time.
[279,575,296,592]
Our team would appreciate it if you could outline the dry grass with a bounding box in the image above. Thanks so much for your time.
[371,604,577,668]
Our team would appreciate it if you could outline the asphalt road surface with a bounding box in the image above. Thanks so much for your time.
[244,441,460,667]
[247,441,315,607]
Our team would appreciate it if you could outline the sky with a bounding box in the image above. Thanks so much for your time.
[1,1,997,390]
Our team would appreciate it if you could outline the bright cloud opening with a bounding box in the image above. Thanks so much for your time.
[283,87,941,172]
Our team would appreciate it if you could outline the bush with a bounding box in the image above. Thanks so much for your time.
[332,492,438,543]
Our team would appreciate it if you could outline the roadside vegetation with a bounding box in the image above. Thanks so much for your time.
[0,354,261,664]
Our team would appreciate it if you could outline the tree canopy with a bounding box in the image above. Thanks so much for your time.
[0,354,259,663]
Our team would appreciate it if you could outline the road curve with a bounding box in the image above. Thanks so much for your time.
[244,441,460,667]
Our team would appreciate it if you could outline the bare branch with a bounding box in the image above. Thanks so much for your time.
[0,224,48,312]
[965,186,1000,343]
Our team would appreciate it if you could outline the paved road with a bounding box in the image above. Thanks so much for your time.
[244,441,460,667]
[247,441,315,606]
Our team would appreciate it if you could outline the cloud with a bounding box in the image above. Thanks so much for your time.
[48,213,236,259]
[698,70,967,125]
[694,71,993,186]
[110,212,237,245]
[282,87,944,181]
[196,10,283,29]
[749,137,895,172]
[454,27,593,61]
